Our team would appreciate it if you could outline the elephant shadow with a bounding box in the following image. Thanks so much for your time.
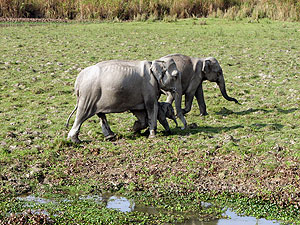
[171,122,285,136]
[276,108,298,114]
[171,124,244,136]
[170,106,296,135]
[216,107,298,116]
[216,107,271,116]
[250,123,284,130]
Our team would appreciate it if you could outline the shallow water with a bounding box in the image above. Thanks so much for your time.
[181,209,280,225]
[18,195,54,204]
[17,194,281,225]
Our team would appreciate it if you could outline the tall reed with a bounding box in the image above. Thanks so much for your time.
[0,0,299,21]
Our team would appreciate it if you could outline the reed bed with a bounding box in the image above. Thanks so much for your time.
[0,0,299,22]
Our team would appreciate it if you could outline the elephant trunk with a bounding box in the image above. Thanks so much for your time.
[217,76,239,104]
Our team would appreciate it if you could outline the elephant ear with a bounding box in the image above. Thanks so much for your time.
[193,59,202,76]
[165,58,179,78]
[150,60,165,82]
[202,59,212,74]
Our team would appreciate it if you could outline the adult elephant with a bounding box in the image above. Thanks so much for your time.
[66,59,179,143]
[160,53,239,117]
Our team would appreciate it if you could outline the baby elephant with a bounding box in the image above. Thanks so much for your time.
[97,102,177,139]
[131,102,178,134]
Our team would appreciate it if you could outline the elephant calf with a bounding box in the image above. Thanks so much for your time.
[131,102,178,134]
[66,59,179,143]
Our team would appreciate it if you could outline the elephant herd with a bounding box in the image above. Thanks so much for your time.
[66,53,239,143]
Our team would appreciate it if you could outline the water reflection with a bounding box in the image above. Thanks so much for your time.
[79,194,135,212]
[216,209,279,225]
[17,195,54,204]
[179,209,280,225]
[106,196,135,212]
[17,194,281,225]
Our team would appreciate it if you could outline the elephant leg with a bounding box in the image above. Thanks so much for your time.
[67,103,93,143]
[183,92,195,115]
[173,88,187,129]
[157,112,171,134]
[176,111,187,130]
[131,110,148,133]
[97,113,115,140]
[164,103,178,127]
[145,100,158,138]
[195,84,208,116]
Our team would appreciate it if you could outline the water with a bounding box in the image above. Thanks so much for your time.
[17,194,281,225]
[18,195,54,204]
[79,195,135,213]
[180,209,280,225]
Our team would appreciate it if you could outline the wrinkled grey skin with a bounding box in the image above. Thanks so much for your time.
[160,54,239,116]
[131,102,178,134]
[66,59,179,143]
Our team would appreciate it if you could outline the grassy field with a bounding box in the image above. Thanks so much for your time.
[0,18,300,224]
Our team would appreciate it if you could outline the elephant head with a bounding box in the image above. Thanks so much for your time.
[150,58,179,93]
[201,57,239,104]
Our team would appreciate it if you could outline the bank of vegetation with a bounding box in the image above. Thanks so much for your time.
[0,0,299,21]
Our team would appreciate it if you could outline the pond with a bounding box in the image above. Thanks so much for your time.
[17,194,281,225]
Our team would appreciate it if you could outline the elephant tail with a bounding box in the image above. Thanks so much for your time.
[66,87,80,128]
[66,105,78,128]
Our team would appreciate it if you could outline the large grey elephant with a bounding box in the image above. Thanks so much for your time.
[160,53,239,116]
[66,59,179,143]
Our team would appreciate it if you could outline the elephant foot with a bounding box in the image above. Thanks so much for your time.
[148,130,156,138]
[68,136,81,144]
[68,130,81,143]
[132,120,147,133]
[132,121,141,133]
[182,109,189,115]
[105,133,116,141]
[180,123,187,130]
[200,112,208,116]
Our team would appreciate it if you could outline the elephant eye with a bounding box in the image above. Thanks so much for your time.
[163,66,168,73]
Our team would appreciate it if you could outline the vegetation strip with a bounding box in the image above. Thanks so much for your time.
[0,0,299,21]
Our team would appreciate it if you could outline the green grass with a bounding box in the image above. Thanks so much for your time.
[0,18,300,224]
